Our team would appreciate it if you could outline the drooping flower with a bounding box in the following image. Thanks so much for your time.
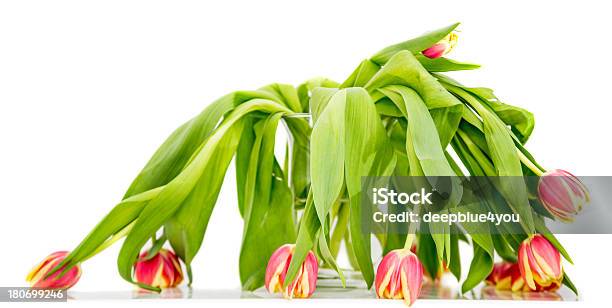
[518,235,563,291]
[375,249,424,306]
[422,32,458,59]
[265,244,318,299]
[134,249,183,289]
[410,243,444,282]
[538,169,589,222]
[486,262,511,286]
[26,251,81,289]
[486,262,526,291]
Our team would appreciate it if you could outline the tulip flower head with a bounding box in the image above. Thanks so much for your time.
[518,235,563,291]
[538,169,589,222]
[486,262,512,287]
[134,249,183,289]
[375,249,424,306]
[486,262,527,292]
[422,32,458,59]
[265,244,318,299]
[26,251,81,289]
[410,243,444,282]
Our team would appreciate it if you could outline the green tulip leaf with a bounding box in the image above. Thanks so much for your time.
[461,242,493,293]
[238,113,297,290]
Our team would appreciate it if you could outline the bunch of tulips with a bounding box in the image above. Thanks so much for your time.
[26,24,589,306]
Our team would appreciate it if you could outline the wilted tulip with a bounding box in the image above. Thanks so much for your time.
[538,169,589,222]
[410,243,443,282]
[486,262,511,286]
[422,32,458,59]
[486,262,526,292]
[518,235,563,291]
[375,249,424,306]
[26,251,81,289]
[265,244,318,299]
[134,249,183,289]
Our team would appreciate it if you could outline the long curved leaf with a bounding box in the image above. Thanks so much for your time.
[164,117,244,274]
[117,99,293,290]
[461,242,493,293]
[284,191,319,287]
[310,90,346,225]
[239,113,296,290]
[447,85,534,233]
[366,51,463,148]
[50,187,162,276]
[344,88,396,288]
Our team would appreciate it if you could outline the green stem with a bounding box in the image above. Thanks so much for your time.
[403,233,416,250]
[343,233,360,270]
[330,202,349,259]
[403,204,420,249]
[456,130,496,176]
[81,220,137,262]
[517,149,544,176]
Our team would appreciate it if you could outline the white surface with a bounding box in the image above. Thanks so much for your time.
[1,0,611,307]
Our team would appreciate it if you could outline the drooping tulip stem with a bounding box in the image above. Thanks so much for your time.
[49,221,139,281]
[456,129,496,176]
[404,233,416,250]
[143,232,168,261]
[81,220,137,263]
[403,204,420,250]
[517,150,545,176]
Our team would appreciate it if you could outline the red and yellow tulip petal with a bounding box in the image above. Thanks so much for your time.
[26,251,81,290]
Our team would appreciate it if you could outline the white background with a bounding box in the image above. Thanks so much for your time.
[1,0,611,307]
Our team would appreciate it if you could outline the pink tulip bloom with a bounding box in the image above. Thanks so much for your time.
[134,249,183,289]
[265,244,318,298]
[518,235,563,291]
[26,251,81,290]
[375,249,424,306]
[422,33,458,59]
[538,169,589,222]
